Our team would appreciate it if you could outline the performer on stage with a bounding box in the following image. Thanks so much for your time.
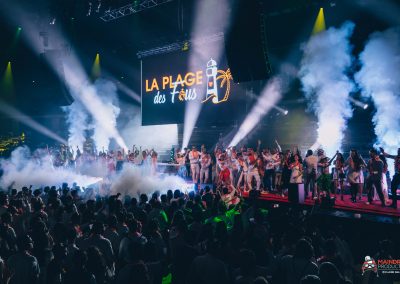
[380,147,400,208]
[281,150,292,192]
[200,148,211,184]
[115,150,124,172]
[176,150,188,178]
[346,149,366,202]
[304,149,318,200]
[333,152,345,200]
[237,154,248,192]
[150,149,158,176]
[289,154,303,184]
[227,146,239,186]
[366,149,385,207]
[107,153,116,176]
[374,154,389,204]
[262,148,279,192]
[246,148,261,191]
[189,146,200,183]
[214,147,223,183]
[218,161,231,187]
[317,149,330,175]
[141,149,151,176]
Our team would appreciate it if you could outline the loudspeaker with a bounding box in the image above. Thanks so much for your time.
[288,184,305,204]
[225,0,271,83]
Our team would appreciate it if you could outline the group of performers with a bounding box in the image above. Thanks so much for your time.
[41,143,159,176]
[177,141,400,209]
[37,139,400,209]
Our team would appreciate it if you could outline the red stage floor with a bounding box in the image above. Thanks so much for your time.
[243,192,400,218]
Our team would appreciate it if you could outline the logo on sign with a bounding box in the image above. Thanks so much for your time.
[145,58,233,105]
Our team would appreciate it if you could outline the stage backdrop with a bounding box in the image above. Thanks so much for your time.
[141,43,247,125]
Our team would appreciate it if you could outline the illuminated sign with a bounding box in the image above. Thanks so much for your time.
[141,46,246,126]
[144,58,233,105]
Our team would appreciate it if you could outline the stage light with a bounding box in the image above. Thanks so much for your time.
[1,61,14,96]
[273,105,289,116]
[312,8,326,35]
[229,78,282,147]
[349,97,369,110]
[91,53,101,79]
[182,42,189,51]
[8,27,22,54]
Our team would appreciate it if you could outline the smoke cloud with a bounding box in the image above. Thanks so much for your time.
[0,147,102,190]
[62,101,88,149]
[355,27,400,157]
[91,79,121,151]
[300,22,355,157]
[0,147,189,198]
[63,79,123,151]
[119,104,178,151]
[110,164,190,197]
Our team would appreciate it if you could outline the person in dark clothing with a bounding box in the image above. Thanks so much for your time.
[381,147,400,208]
[7,234,40,284]
[46,243,67,284]
[366,149,385,206]
[188,238,228,284]
[63,250,96,284]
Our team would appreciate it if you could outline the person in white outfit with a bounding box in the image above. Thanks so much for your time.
[200,149,211,184]
[374,154,389,204]
[237,154,248,191]
[189,146,200,183]
[246,148,261,191]
[290,154,303,184]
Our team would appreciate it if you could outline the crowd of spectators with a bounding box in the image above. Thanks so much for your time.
[0,184,398,284]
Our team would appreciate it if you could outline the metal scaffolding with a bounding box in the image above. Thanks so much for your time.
[136,33,224,59]
[100,0,174,22]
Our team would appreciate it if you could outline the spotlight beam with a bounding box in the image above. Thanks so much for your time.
[1,61,14,96]
[91,53,101,79]
[0,101,67,144]
[247,89,288,115]
[229,78,282,147]
[312,8,326,35]
[182,0,231,149]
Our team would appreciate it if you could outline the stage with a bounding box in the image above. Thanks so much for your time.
[242,191,400,220]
